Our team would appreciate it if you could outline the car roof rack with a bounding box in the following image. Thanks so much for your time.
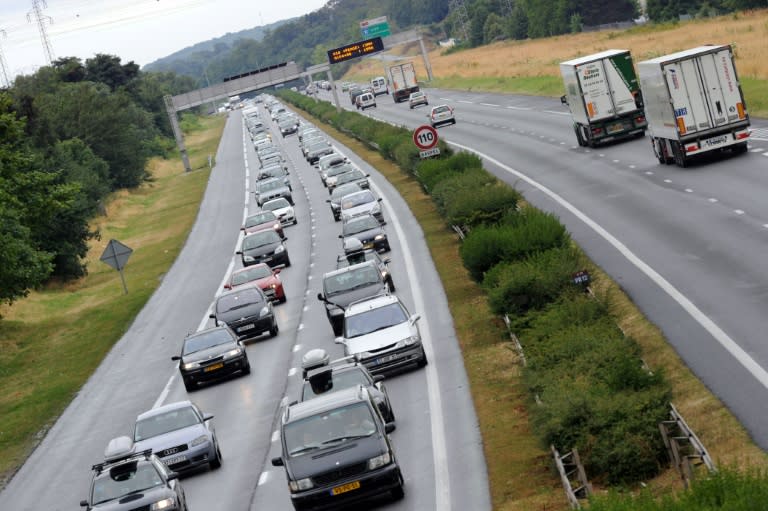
[93,436,153,473]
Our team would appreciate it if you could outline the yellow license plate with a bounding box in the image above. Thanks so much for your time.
[331,481,360,495]
[204,363,224,372]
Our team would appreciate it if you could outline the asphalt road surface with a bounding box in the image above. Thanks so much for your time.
[0,104,490,510]
[320,84,768,449]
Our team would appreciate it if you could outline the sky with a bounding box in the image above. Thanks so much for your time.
[0,0,329,82]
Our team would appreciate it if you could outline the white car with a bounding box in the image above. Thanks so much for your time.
[335,295,427,375]
[262,197,296,226]
[408,91,428,109]
[428,104,456,128]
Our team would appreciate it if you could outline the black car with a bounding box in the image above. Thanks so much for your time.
[326,183,363,222]
[337,241,395,293]
[210,285,279,340]
[172,325,251,391]
[340,214,391,253]
[237,230,291,268]
[81,436,188,511]
[317,261,389,336]
[300,348,395,423]
[272,386,403,511]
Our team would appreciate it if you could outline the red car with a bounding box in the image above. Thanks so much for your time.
[224,264,286,303]
[242,210,284,238]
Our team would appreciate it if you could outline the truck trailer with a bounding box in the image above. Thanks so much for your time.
[637,44,750,167]
[389,62,419,103]
[560,49,647,147]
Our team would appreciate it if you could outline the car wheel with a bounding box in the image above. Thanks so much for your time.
[210,441,222,469]
[293,218,298,225]
[409,105,413,109]
[243,358,251,375]
[183,377,196,392]
[269,320,279,337]
[385,406,396,423]
[284,256,291,267]
[387,277,396,293]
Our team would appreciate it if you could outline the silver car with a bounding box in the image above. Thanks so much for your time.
[132,400,222,474]
[339,189,383,224]
[429,104,456,128]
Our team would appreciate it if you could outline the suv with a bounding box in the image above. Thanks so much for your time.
[317,260,389,336]
[335,295,427,375]
[299,348,395,423]
[271,386,404,511]
[81,436,188,511]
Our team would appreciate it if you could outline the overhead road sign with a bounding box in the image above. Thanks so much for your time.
[360,16,390,38]
[327,37,385,64]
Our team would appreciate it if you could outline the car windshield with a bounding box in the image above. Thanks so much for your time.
[331,184,362,201]
[308,141,329,151]
[231,265,272,286]
[91,463,163,505]
[283,402,376,457]
[341,192,375,209]
[263,198,290,211]
[435,106,451,114]
[216,288,263,313]
[344,302,408,338]
[302,368,369,400]
[328,165,353,178]
[343,216,379,235]
[243,231,279,249]
[134,406,201,441]
[325,265,380,295]
[337,170,364,184]
[245,212,276,228]
[182,328,234,355]
[258,180,283,192]
[411,92,424,99]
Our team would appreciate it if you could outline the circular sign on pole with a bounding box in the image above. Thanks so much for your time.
[413,124,439,150]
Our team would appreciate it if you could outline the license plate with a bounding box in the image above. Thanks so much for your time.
[331,481,360,495]
[164,455,187,466]
[363,242,374,249]
[204,363,224,372]
[703,134,729,148]
[606,122,625,134]
[238,324,255,332]
[261,256,272,263]
[376,354,399,365]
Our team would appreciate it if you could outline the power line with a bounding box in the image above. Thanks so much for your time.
[449,0,470,42]
[0,29,10,87]
[27,0,55,64]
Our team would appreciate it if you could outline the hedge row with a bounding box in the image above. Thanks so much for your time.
[281,91,672,485]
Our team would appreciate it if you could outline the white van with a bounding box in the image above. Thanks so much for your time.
[371,76,388,96]
[356,92,377,111]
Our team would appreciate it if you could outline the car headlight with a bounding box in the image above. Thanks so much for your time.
[223,347,243,359]
[273,223,281,230]
[150,498,176,510]
[403,335,421,346]
[189,434,209,447]
[259,306,270,318]
[182,361,200,370]
[374,234,385,241]
[274,245,285,254]
[243,255,255,262]
[367,452,391,470]
[289,478,314,492]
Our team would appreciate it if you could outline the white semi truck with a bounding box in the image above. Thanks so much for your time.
[389,62,419,103]
[560,49,647,147]
[637,44,750,167]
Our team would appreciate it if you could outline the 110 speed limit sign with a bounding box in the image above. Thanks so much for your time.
[413,124,440,158]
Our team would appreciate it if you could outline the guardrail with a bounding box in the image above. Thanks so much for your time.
[659,403,716,488]
[551,445,592,509]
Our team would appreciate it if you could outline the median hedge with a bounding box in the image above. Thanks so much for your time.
[281,90,673,486]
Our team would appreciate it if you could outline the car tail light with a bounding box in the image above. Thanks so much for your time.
[685,144,699,153]
[591,126,603,136]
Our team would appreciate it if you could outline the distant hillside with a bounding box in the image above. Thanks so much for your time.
[143,17,295,74]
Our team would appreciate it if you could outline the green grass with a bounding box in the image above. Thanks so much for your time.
[428,75,564,97]
[0,114,226,486]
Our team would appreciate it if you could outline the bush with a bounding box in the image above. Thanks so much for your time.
[483,246,582,315]
[416,151,484,191]
[461,208,569,281]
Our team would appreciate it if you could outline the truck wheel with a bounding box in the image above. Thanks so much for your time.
[733,142,748,155]
[672,142,688,168]
[574,125,587,147]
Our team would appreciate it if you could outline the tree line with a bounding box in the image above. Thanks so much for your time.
[1,55,196,306]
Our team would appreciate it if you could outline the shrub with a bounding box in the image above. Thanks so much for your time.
[444,183,522,227]
[483,246,582,315]
[430,168,496,215]
[461,208,569,281]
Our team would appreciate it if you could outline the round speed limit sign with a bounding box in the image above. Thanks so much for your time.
[412,125,439,150]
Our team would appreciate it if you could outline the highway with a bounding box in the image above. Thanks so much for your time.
[317,84,768,449]
[0,104,490,510]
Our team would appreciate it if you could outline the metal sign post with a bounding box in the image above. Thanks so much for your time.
[99,239,133,294]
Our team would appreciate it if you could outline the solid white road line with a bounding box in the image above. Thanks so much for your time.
[447,139,768,393]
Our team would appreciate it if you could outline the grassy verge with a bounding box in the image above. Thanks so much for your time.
[0,114,226,486]
[288,103,768,508]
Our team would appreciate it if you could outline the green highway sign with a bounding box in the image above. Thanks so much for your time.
[360,16,390,39]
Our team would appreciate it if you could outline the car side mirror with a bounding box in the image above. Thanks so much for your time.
[274,268,282,274]
[377,198,383,202]
[271,457,284,467]
[334,337,345,345]
[338,235,343,239]
[240,226,245,231]
[203,413,214,421]
[209,313,215,319]
[317,292,325,301]
[373,375,385,383]
[410,313,421,324]
[385,423,396,434]
[236,250,243,255]
[383,258,391,265]
[171,355,181,361]
[560,95,568,105]
[80,500,89,508]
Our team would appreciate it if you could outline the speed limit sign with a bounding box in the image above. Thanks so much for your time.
[413,125,439,150]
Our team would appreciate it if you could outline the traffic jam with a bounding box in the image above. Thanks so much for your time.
[80,95,428,511]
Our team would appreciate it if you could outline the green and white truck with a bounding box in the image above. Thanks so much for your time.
[560,49,647,147]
